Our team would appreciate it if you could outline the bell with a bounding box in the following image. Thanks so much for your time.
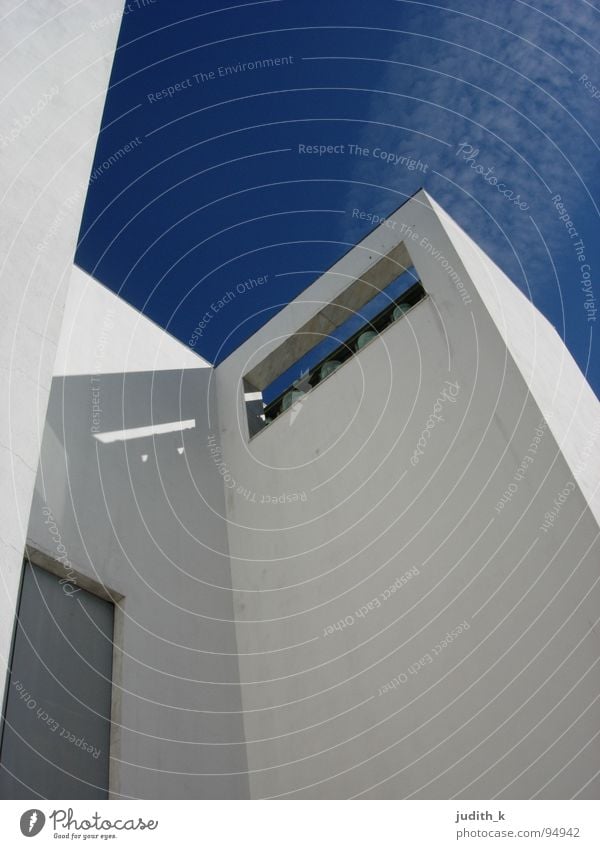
[356,330,377,350]
[281,389,306,412]
[392,302,411,321]
[319,360,341,380]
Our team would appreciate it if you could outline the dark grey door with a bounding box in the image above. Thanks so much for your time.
[0,560,114,799]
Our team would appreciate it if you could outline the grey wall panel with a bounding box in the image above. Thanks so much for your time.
[26,367,250,799]
[0,561,114,799]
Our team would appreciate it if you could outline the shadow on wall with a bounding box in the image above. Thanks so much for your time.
[25,367,250,800]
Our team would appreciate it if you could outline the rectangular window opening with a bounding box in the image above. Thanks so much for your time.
[245,265,426,437]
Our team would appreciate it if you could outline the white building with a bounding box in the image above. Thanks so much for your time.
[1,5,599,801]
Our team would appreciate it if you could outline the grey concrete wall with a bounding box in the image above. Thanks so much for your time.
[0,561,114,799]
[0,1,122,711]
[26,364,249,799]
[215,191,600,799]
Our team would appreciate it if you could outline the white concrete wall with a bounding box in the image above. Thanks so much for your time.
[26,273,249,799]
[215,191,600,798]
[54,264,210,377]
[0,2,123,710]
[429,196,600,525]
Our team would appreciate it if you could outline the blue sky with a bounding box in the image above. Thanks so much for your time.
[76,0,600,395]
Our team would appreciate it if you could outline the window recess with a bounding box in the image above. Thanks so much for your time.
[245,264,426,437]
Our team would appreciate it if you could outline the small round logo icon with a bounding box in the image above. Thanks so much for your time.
[20,810,45,837]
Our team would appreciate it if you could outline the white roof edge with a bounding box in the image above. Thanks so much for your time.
[55,265,211,376]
